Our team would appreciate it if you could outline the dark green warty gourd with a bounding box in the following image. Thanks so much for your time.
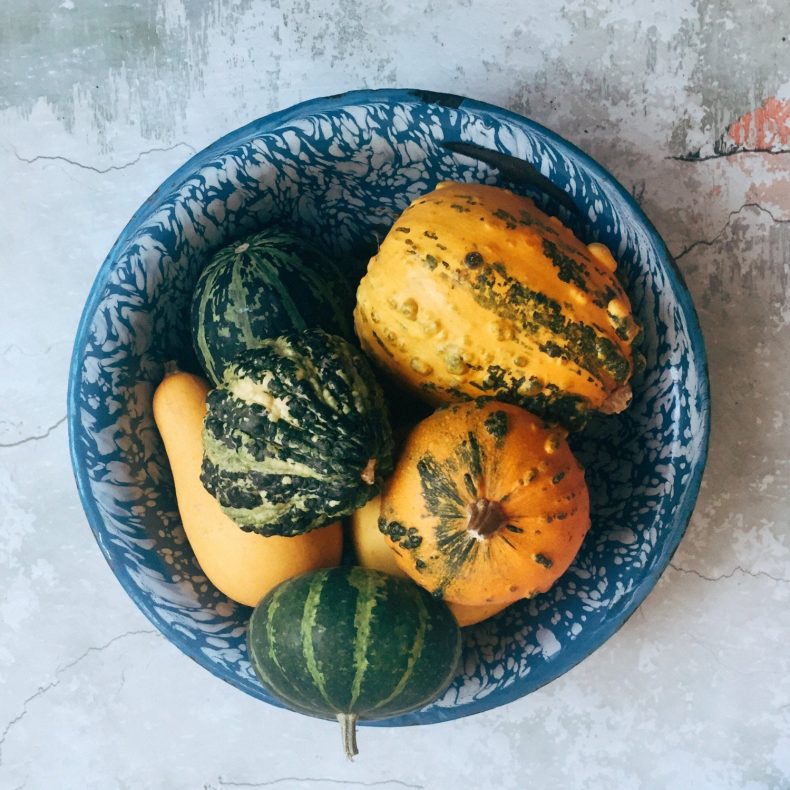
[201,329,395,536]
[191,229,355,384]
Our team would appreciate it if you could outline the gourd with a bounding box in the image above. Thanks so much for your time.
[201,329,395,537]
[379,400,591,607]
[191,229,354,384]
[152,369,342,607]
[354,181,640,429]
[350,495,507,627]
[350,496,403,576]
[247,566,462,758]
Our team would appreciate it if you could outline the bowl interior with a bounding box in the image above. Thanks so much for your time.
[68,88,709,725]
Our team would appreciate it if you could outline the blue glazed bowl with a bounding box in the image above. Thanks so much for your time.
[68,88,710,725]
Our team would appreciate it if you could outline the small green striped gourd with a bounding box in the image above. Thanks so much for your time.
[247,566,462,758]
[201,329,395,536]
[191,228,354,384]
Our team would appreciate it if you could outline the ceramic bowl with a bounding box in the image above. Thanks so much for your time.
[68,88,710,725]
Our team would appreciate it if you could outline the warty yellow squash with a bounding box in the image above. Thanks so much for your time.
[354,181,640,429]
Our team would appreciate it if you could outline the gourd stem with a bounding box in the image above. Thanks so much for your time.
[600,384,632,415]
[360,457,377,485]
[466,498,507,538]
[337,713,359,760]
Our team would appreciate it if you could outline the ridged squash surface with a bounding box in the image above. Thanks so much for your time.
[201,329,394,536]
[354,182,640,428]
[380,400,591,606]
[192,229,354,384]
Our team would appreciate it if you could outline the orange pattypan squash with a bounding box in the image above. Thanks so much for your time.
[350,494,509,627]
[379,400,591,607]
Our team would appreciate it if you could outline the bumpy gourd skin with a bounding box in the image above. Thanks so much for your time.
[201,329,395,536]
[354,181,640,429]
[379,400,591,607]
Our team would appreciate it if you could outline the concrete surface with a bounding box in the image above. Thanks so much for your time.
[1,1,788,788]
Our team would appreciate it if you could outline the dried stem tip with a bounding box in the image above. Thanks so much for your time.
[360,457,377,485]
[338,713,359,760]
[466,498,507,539]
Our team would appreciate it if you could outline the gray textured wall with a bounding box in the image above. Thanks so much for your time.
[1,2,788,787]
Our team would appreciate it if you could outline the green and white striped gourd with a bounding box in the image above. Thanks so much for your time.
[247,566,462,758]
[201,329,395,536]
[191,229,355,384]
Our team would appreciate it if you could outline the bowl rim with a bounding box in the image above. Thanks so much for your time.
[67,86,711,724]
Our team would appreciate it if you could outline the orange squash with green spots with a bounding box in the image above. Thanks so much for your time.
[379,400,590,607]
[350,494,510,626]
[353,181,640,429]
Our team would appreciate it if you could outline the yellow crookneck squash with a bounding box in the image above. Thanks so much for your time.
[354,181,640,429]
[379,400,591,607]
[152,369,342,607]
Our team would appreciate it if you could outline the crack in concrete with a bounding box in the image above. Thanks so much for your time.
[0,340,69,359]
[12,142,196,174]
[216,779,424,789]
[55,629,158,676]
[0,629,158,769]
[0,681,59,769]
[0,416,67,448]
[667,148,790,162]
[670,562,790,584]
[672,201,790,261]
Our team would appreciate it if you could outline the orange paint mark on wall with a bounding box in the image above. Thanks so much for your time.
[727,97,790,150]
